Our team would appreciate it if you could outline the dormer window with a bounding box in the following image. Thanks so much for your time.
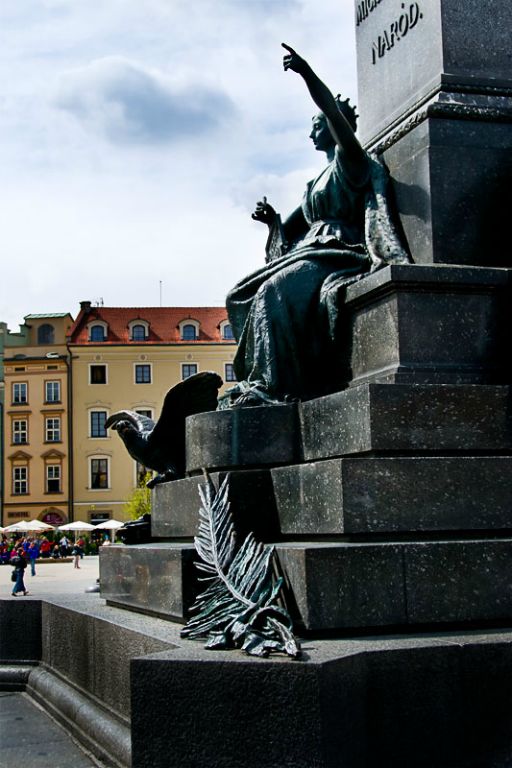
[220,321,234,340]
[89,323,108,342]
[38,324,55,345]
[132,324,146,341]
[179,320,200,341]
[128,319,150,341]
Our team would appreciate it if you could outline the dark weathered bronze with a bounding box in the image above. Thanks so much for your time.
[117,514,154,545]
[106,371,222,487]
[222,44,409,407]
[181,474,301,659]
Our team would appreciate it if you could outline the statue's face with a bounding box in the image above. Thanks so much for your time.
[309,114,334,153]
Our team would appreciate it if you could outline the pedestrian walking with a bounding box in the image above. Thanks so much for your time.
[27,540,38,577]
[72,544,81,569]
[11,548,29,596]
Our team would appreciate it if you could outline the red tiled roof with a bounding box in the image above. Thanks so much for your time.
[68,306,233,345]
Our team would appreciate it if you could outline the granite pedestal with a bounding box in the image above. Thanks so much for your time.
[96,3,512,765]
[355,0,512,268]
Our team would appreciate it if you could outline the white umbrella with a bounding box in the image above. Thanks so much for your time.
[95,518,124,542]
[58,520,96,546]
[26,519,55,531]
[4,520,35,533]
[58,521,95,531]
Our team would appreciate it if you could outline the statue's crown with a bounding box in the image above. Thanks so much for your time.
[335,95,358,132]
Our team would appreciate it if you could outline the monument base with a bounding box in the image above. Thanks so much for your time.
[3,595,512,768]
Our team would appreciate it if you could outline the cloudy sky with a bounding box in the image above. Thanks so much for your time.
[0,0,358,329]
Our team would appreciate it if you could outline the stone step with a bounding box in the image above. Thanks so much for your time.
[300,383,512,461]
[154,456,512,540]
[152,469,279,540]
[100,537,512,632]
[99,543,197,621]
[186,402,300,473]
[277,538,512,631]
[185,384,512,472]
[5,594,512,768]
[272,456,512,536]
[342,263,510,387]
[131,627,512,768]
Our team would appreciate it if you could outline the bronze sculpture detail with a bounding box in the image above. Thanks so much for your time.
[222,44,409,407]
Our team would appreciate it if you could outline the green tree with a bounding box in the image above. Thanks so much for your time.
[124,472,152,519]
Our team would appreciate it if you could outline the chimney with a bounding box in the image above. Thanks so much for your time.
[80,300,92,314]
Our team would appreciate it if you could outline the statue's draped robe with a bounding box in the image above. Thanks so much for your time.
[226,150,409,401]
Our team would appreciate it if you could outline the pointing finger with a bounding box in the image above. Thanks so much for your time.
[281,42,296,54]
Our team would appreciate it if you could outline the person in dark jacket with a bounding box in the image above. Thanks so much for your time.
[11,548,29,596]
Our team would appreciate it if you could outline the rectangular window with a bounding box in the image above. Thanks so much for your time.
[90,365,107,384]
[91,458,109,489]
[90,410,108,438]
[45,380,61,402]
[45,417,61,442]
[135,409,153,419]
[13,466,28,495]
[135,364,151,384]
[224,363,236,382]
[12,382,27,404]
[46,465,61,493]
[12,420,28,444]
[182,363,198,380]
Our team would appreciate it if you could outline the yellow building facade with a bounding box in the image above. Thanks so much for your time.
[68,302,237,524]
[2,314,74,526]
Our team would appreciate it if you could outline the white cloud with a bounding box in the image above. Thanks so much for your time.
[0,0,359,329]
[54,57,236,145]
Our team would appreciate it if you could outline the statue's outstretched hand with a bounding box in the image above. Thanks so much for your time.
[251,197,277,226]
[282,43,308,75]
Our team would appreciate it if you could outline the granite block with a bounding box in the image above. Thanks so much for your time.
[0,600,41,662]
[132,632,512,768]
[152,469,280,541]
[185,402,300,473]
[40,600,175,721]
[272,456,512,535]
[356,0,512,143]
[41,603,93,694]
[99,543,197,621]
[405,540,512,624]
[343,263,510,385]
[277,538,512,631]
[276,542,407,630]
[381,118,512,267]
[300,383,512,460]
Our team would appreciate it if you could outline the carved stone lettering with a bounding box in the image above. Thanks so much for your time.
[356,0,386,27]
[371,3,423,65]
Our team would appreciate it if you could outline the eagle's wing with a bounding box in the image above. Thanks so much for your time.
[147,372,222,472]
[105,410,156,433]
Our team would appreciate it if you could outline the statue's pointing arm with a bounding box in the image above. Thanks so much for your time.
[281,43,368,185]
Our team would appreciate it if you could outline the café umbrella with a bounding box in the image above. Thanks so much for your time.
[4,520,54,533]
[27,519,55,531]
[95,518,124,542]
[58,521,96,543]
[58,521,95,532]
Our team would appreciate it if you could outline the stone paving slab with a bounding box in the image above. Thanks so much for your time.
[0,691,102,767]
[0,556,99,598]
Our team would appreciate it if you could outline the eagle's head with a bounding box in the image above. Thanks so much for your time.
[105,411,144,445]
[111,418,136,437]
